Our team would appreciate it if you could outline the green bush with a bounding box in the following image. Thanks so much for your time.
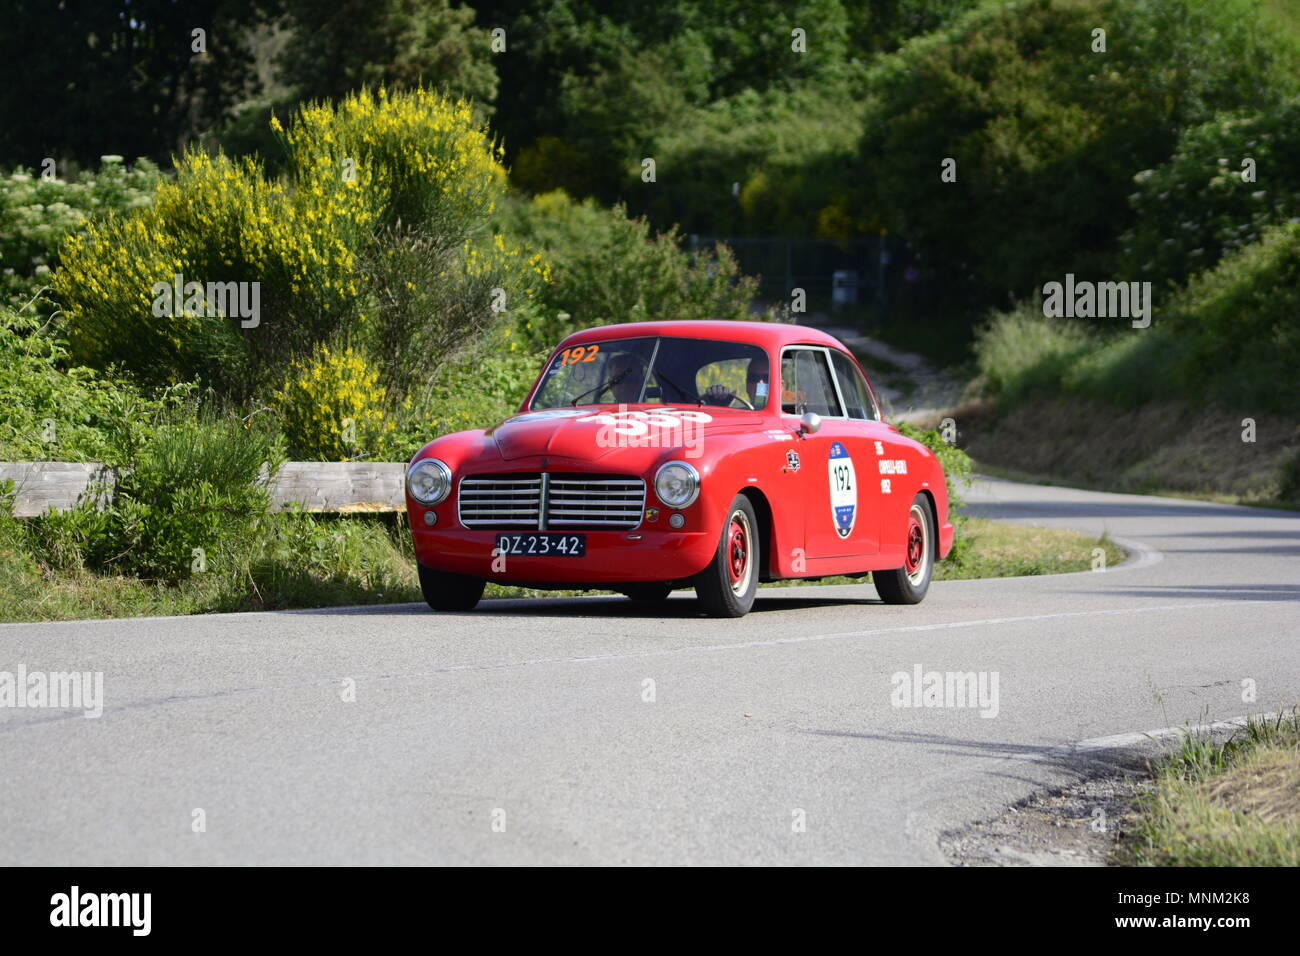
[497,190,759,348]
[249,508,417,600]
[973,303,1094,405]
[896,420,975,566]
[417,332,550,437]
[974,300,1192,409]
[1164,222,1300,414]
[1121,101,1300,290]
[0,303,173,461]
[974,222,1300,415]
[79,404,285,582]
[359,223,547,403]
[647,79,869,237]
[897,420,973,514]
[0,156,162,310]
[854,0,1300,311]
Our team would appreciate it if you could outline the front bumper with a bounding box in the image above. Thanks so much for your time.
[410,524,717,584]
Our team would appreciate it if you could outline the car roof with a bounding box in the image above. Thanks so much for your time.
[556,320,849,352]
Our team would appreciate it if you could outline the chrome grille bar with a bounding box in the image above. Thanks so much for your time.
[457,474,542,529]
[455,473,646,530]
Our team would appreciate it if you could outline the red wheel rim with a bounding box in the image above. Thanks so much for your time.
[727,513,749,588]
[904,503,929,586]
[905,514,924,574]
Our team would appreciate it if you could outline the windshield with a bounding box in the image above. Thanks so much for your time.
[530,336,772,410]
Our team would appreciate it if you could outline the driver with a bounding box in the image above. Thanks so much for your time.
[606,353,646,404]
[701,353,770,408]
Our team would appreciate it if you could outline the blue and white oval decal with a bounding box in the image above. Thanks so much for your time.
[828,441,857,539]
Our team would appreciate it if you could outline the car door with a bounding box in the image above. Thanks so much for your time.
[827,348,893,555]
[781,346,878,560]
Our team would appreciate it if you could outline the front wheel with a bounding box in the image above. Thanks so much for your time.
[695,495,760,617]
[418,564,485,611]
[873,495,935,605]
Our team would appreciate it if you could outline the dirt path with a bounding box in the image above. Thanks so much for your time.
[808,315,965,423]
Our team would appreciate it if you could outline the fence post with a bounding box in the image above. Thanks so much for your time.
[876,236,889,326]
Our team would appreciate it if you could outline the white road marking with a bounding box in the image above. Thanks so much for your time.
[1050,713,1284,758]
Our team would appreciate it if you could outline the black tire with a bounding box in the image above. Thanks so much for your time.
[874,494,935,605]
[694,494,760,618]
[623,582,674,603]
[418,564,485,611]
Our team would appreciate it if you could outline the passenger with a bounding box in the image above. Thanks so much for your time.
[701,353,770,407]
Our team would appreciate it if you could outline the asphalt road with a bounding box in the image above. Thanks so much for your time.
[2,477,1297,865]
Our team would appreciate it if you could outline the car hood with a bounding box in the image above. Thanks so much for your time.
[486,406,763,464]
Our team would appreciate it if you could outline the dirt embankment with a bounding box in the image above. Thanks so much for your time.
[923,398,1300,506]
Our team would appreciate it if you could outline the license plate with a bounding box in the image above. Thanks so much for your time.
[494,533,587,557]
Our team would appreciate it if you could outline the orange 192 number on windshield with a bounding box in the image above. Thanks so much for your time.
[560,344,600,365]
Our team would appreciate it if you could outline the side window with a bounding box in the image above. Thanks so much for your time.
[780,349,843,417]
[830,350,878,421]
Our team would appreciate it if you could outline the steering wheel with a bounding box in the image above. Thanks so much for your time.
[701,385,754,410]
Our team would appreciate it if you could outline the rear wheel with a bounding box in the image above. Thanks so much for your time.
[623,582,674,604]
[418,564,485,611]
[873,495,935,605]
[695,495,760,617]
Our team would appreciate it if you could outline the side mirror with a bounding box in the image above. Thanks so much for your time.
[799,411,822,436]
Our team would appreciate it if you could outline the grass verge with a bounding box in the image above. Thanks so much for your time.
[1,514,1124,622]
[1118,711,1300,866]
[0,511,423,623]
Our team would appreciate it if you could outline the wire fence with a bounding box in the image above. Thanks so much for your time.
[690,235,894,319]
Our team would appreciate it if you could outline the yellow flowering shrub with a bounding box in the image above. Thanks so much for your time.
[282,86,507,236]
[55,150,375,390]
[271,342,397,461]
[53,87,518,400]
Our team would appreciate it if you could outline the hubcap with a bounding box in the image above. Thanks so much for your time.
[726,510,753,595]
[905,503,929,586]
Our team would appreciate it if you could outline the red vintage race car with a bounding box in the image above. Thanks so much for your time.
[405,320,955,617]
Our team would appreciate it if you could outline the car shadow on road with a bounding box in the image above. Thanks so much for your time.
[1162,543,1300,556]
[966,500,1296,520]
[475,593,883,618]
[798,727,1154,782]
[280,592,883,619]
[1090,583,1300,602]
[1159,528,1300,539]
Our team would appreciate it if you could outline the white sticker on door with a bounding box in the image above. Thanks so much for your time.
[828,441,857,539]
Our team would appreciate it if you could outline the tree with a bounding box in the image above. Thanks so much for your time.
[276,0,498,108]
[0,0,272,168]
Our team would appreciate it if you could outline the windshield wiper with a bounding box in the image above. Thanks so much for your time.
[570,369,629,406]
[655,371,694,403]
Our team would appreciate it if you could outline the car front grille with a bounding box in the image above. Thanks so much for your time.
[457,473,645,530]
[457,474,542,528]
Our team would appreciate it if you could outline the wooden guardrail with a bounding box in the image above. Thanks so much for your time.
[0,462,407,517]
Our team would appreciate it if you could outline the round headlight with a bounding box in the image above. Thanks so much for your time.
[407,458,452,505]
[655,460,700,509]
